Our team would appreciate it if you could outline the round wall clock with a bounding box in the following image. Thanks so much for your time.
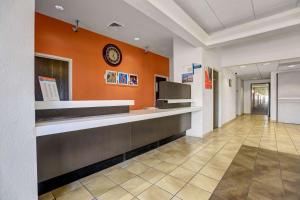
[103,44,122,67]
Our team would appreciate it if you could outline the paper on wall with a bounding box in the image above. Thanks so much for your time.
[38,76,60,101]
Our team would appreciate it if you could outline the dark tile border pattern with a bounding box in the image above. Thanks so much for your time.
[210,145,300,200]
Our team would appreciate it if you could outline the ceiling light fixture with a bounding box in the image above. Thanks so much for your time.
[55,5,64,11]
[134,37,140,41]
[288,65,296,68]
[240,66,246,68]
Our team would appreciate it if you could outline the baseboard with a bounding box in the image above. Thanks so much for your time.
[221,117,238,127]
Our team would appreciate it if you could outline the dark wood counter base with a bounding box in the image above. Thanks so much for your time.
[38,132,185,195]
[37,113,191,195]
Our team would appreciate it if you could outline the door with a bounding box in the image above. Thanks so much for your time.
[251,83,270,116]
[213,70,219,129]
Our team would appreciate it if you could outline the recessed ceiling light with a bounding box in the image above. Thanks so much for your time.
[55,5,64,11]
[134,37,140,41]
[240,66,246,68]
[288,65,296,68]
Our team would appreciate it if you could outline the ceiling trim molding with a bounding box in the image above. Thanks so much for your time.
[124,0,208,47]
[208,7,300,46]
[123,0,300,48]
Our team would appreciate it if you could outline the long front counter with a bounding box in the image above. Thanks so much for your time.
[36,107,202,194]
[36,106,202,137]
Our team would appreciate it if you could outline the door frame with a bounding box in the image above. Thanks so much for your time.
[213,70,219,129]
[35,52,73,100]
[250,82,270,117]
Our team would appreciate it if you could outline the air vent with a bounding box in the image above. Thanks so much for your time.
[107,22,124,31]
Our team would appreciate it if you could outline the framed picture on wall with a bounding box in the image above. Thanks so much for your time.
[129,74,138,86]
[182,73,193,83]
[105,70,117,84]
[205,66,213,89]
[118,72,129,85]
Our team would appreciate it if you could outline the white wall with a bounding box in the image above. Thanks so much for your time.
[277,71,300,124]
[236,78,244,115]
[0,1,37,200]
[172,37,204,137]
[243,79,270,114]
[270,72,277,121]
[202,87,213,133]
[220,26,300,67]
[220,70,237,125]
[202,49,221,132]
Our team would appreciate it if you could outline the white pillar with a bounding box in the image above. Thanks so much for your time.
[270,72,277,121]
[172,37,204,137]
[0,0,37,199]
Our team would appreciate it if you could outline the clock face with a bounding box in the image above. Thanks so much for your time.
[103,44,122,66]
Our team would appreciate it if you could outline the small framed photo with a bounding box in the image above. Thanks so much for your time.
[129,74,138,86]
[105,70,117,84]
[118,72,129,85]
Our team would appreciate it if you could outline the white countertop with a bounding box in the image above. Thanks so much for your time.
[36,106,202,137]
[35,100,134,110]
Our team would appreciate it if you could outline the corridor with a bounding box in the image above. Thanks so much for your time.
[39,115,300,200]
[251,84,270,116]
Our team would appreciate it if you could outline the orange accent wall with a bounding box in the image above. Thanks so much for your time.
[35,13,169,109]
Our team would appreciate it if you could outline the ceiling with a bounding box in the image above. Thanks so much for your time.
[35,0,174,57]
[175,0,300,33]
[227,57,300,80]
[36,0,300,58]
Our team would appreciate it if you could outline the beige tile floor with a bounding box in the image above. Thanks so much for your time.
[39,115,300,200]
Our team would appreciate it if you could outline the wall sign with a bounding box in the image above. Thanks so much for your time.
[103,44,122,66]
[38,76,60,101]
[205,67,213,89]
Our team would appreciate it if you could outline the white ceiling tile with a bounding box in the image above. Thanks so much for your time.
[253,0,298,19]
[260,72,272,79]
[257,62,279,73]
[239,73,261,80]
[228,64,262,80]
[206,0,255,28]
[174,0,224,33]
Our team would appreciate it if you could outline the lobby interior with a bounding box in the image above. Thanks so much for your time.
[1,0,300,200]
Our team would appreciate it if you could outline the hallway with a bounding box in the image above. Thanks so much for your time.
[251,83,270,116]
[39,116,300,200]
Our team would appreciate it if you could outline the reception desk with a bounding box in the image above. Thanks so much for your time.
[36,101,201,194]
[36,82,200,194]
